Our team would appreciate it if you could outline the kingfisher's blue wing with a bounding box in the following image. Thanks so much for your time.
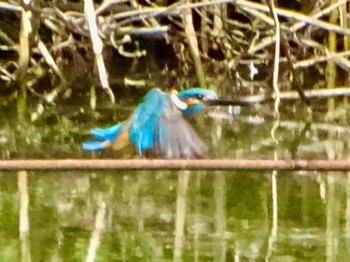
[150,97,208,159]
[129,88,166,154]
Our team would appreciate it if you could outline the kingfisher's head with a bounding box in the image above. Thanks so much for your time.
[173,88,217,115]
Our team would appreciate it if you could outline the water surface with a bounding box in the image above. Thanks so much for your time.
[1,99,350,261]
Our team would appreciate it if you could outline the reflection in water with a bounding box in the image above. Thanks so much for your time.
[347,174,350,247]
[0,170,350,260]
[265,170,278,261]
[214,172,226,262]
[18,170,31,262]
[85,199,106,262]
[3,94,350,260]
[173,170,190,261]
[326,175,340,262]
[193,173,200,262]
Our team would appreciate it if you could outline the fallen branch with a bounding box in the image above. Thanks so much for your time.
[182,0,206,87]
[37,40,64,80]
[235,0,350,37]
[0,159,350,171]
[84,0,115,103]
[248,0,349,54]
[17,0,32,81]
[0,2,22,12]
[213,87,350,105]
[209,111,350,134]
[266,0,281,115]
[294,50,350,68]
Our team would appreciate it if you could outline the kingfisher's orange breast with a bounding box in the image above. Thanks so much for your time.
[112,128,130,151]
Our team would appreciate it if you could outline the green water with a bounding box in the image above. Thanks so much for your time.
[1,99,350,261]
[1,169,348,261]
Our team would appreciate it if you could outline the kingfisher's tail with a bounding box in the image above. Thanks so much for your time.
[82,123,124,151]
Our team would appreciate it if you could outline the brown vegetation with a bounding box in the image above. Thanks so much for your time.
[1,0,350,112]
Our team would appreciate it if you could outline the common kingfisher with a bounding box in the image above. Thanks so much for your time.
[82,87,217,158]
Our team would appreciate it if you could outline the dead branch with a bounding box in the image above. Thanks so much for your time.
[17,0,32,81]
[1,0,350,115]
[216,87,350,105]
[84,0,115,103]
[182,0,206,86]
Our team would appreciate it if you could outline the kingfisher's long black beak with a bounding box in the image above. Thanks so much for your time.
[205,98,254,107]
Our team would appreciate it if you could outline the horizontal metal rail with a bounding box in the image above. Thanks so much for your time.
[0,159,350,171]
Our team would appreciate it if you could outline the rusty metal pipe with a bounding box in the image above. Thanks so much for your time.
[0,159,349,171]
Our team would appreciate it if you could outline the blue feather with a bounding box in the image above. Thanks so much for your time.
[82,141,105,151]
[90,123,123,141]
[129,88,165,154]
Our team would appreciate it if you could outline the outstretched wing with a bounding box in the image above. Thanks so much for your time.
[129,88,166,154]
[150,96,208,159]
